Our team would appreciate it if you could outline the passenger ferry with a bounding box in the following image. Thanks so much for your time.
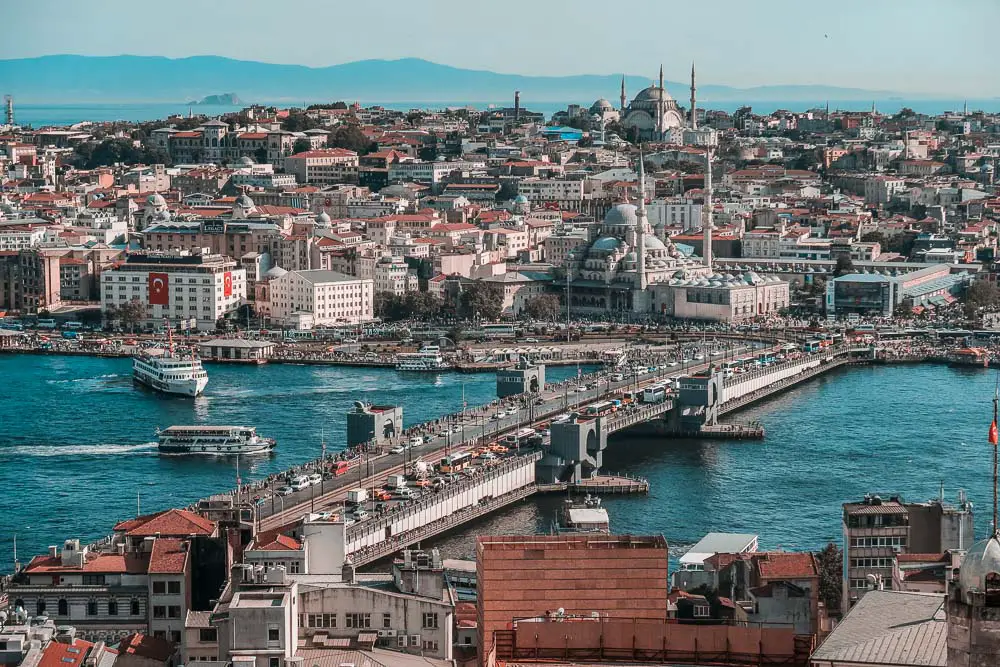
[554,495,610,534]
[132,327,208,397]
[133,349,208,396]
[157,425,276,455]
[395,345,448,372]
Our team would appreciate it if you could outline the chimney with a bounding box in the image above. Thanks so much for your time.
[514,91,520,121]
[49,545,58,558]
[342,557,356,584]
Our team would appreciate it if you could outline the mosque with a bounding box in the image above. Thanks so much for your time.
[592,63,700,141]
[565,156,790,322]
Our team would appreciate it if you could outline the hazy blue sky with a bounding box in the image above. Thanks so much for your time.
[2,0,996,96]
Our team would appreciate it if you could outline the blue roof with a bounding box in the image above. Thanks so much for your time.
[591,236,622,251]
[834,273,890,283]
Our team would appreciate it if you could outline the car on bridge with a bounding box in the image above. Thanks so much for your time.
[276,486,294,496]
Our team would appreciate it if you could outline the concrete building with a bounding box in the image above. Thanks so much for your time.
[842,494,974,613]
[283,149,359,185]
[267,269,373,328]
[0,248,67,313]
[100,252,246,332]
[826,265,972,318]
[476,534,669,660]
[672,532,760,590]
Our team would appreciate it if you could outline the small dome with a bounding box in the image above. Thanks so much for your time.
[263,266,288,279]
[591,236,622,252]
[589,98,614,114]
[240,156,255,166]
[315,211,331,224]
[513,194,529,205]
[147,193,166,207]
[154,209,171,222]
[603,203,638,227]
[644,235,667,250]
[958,535,1000,601]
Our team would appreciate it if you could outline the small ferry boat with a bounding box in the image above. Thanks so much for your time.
[157,425,276,455]
[395,345,448,372]
[554,495,610,534]
[132,329,208,396]
[948,347,989,368]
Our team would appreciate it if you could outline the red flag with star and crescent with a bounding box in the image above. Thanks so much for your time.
[148,273,169,306]
[223,271,233,297]
[990,420,998,447]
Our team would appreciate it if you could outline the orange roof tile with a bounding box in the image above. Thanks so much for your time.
[115,508,216,537]
[39,640,98,667]
[25,552,148,575]
[756,552,818,580]
[148,538,189,574]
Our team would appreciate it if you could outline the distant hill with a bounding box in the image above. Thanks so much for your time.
[0,54,912,104]
[187,92,242,106]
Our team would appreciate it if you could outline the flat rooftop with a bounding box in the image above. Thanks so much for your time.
[478,534,667,551]
[680,532,758,565]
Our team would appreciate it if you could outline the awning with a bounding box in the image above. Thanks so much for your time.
[928,295,948,306]
[943,294,957,304]
[912,306,925,315]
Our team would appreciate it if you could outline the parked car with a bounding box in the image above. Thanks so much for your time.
[390,445,405,454]
[276,486,294,496]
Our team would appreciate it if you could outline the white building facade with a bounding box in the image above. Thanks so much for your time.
[101,252,246,332]
[268,269,373,327]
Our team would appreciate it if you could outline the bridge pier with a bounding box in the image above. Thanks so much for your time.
[539,416,608,484]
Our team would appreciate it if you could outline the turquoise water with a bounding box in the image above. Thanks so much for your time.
[16,99,1000,127]
[0,356,994,568]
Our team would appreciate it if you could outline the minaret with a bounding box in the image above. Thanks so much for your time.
[636,153,648,290]
[871,100,876,116]
[703,146,713,271]
[657,64,665,140]
[964,99,969,116]
[690,62,698,130]
[620,75,627,114]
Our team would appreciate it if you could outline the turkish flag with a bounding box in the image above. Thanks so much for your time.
[148,273,169,306]
[990,420,998,447]
[223,271,233,297]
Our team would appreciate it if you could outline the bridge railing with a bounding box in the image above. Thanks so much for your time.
[346,450,541,541]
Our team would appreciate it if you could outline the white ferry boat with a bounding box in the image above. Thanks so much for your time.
[395,345,448,372]
[133,349,208,396]
[157,425,276,455]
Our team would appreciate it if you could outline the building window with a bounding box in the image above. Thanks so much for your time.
[57,599,68,616]
[170,630,181,643]
[82,574,105,585]
[268,626,279,642]
[199,628,217,642]
[422,640,439,652]
[168,605,181,618]
[87,600,98,616]
[382,612,392,629]
[307,613,336,628]
[131,599,140,616]
[152,581,166,594]
[268,659,279,667]
[693,604,710,618]
[153,606,166,619]
[422,612,439,629]
[108,600,118,616]
[345,612,371,629]
[167,581,181,595]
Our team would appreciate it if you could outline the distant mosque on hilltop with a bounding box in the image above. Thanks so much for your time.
[598,63,699,141]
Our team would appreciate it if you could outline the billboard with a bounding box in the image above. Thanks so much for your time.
[202,221,226,235]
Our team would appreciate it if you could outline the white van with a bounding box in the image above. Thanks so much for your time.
[408,436,424,448]
[290,475,310,491]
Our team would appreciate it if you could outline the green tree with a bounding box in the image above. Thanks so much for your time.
[523,294,561,321]
[329,125,374,155]
[460,281,504,321]
[964,279,1000,317]
[815,542,843,616]
[253,147,269,164]
[281,113,321,132]
[402,291,443,320]
[118,298,147,333]
[291,138,312,155]
[833,254,855,277]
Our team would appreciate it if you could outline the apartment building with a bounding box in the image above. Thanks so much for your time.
[267,269,373,328]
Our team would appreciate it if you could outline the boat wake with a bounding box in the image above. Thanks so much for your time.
[2,442,158,458]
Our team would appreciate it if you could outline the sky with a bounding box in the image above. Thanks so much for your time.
[1,0,997,97]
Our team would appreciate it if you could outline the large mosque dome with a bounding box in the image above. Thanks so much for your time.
[633,85,676,103]
[957,534,1000,602]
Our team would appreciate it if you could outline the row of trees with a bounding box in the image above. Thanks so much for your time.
[66,139,170,170]
[374,284,563,323]
[103,299,147,332]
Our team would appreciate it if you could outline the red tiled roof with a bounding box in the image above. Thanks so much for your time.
[238,133,268,140]
[256,205,307,216]
[25,552,148,575]
[756,552,818,580]
[114,508,216,537]
[172,131,202,139]
[253,531,302,552]
[118,633,175,663]
[39,640,99,667]
[148,537,189,574]
[289,148,358,159]
[896,552,948,563]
